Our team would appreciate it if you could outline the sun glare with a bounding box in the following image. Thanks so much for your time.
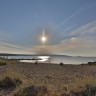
[41,36,46,42]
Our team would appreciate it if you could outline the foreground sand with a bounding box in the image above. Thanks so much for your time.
[0,62,96,96]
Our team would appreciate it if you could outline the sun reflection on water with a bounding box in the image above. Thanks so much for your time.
[20,56,50,63]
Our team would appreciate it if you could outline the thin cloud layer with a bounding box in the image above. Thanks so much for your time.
[69,20,96,37]
[0,41,35,54]
[32,20,96,56]
[0,20,96,56]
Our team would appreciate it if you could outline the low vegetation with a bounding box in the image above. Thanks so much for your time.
[0,58,19,65]
[0,61,96,96]
[14,85,49,96]
[88,61,96,65]
[14,84,96,96]
[0,77,22,90]
[0,62,6,66]
[60,62,64,66]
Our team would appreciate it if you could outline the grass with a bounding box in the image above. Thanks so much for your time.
[0,60,96,96]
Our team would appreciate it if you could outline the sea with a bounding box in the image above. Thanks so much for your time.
[1,55,96,64]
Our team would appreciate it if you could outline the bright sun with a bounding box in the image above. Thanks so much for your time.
[41,36,46,42]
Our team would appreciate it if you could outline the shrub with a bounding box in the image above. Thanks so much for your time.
[70,85,96,96]
[0,77,22,90]
[14,85,49,96]
[60,62,64,66]
[34,61,38,64]
[0,62,6,66]
[22,85,38,96]
[87,61,96,65]
[14,78,22,86]
[88,62,93,65]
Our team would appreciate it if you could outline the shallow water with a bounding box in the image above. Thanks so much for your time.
[2,55,96,64]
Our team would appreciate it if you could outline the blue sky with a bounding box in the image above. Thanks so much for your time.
[0,0,96,56]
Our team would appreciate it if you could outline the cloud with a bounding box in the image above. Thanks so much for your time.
[29,38,96,56]
[54,3,96,30]
[54,9,81,29]
[31,37,86,55]
[0,41,35,54]
[0,35,96,56]
[0,20,96,56]
[33,21,96,56]
[69,20,96,37]
[52,20,96,56]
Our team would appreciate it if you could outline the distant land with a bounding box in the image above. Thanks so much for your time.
[0,53,96,58]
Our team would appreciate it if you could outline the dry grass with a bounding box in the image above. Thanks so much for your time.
[0,60,96,96]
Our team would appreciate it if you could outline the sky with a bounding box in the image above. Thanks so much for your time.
[0,0,96,56]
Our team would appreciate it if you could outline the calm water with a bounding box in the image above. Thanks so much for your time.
[2,55,96,64]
